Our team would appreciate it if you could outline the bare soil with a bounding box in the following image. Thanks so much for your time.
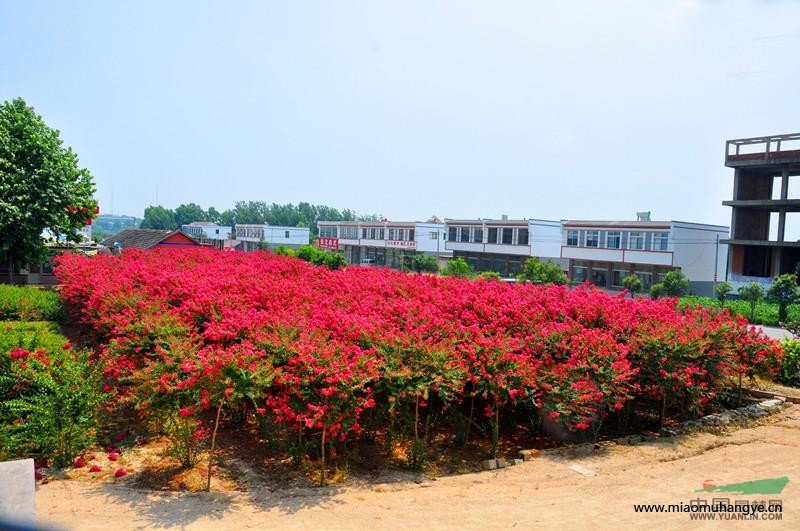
[36,404,800,530]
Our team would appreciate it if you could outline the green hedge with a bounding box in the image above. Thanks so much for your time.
[679,295,800,327]
[0,285,64,321]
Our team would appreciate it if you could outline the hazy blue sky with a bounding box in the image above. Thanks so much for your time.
[2,0,800,227]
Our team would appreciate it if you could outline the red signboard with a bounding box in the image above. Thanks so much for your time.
[317,237,340,250]
[386,240,417,249]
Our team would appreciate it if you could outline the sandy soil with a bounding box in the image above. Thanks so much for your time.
[36,405,800,531]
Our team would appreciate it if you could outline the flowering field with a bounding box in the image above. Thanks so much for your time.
[55,248,780,470]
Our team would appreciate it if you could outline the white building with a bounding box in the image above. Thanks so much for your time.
[560,220,728,295]
[235,224,310,251]
[444,218,562,277]
[181,222,233,241]
[317,219,451,268]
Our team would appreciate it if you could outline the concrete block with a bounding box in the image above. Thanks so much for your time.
[0,459,35,528]
[495,458,509,468]
[481,459,497,471]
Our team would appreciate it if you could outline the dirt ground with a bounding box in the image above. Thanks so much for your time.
[36,404,800,530]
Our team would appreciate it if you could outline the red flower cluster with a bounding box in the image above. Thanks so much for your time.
[55,248,781,444]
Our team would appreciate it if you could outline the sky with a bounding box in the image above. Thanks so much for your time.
[2,0,800,229]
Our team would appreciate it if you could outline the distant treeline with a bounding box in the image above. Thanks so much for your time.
[138,201,381,235]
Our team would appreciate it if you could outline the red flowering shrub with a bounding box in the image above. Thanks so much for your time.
[54,248,781,464]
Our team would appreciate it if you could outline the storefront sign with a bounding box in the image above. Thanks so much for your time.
[386,240,417,249]
[317,237,340,250]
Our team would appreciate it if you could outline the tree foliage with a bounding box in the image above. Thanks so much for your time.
[519,257,568,285]
[411,254,439,274]
[661,269,690,297]
[738,282,765,322]
[622,274,643,295]
[714,281,732,308]
[442,258,473,278]
[767,274,798,323]
[140,205,177,230]
[0,98,98,276]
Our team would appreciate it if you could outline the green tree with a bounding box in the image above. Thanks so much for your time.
[0,98,98,281]
[622,274,643,296]
[140,205,177,230]
[442,258,473,278]
[767,274,798,323]
[738,282,765,322]
[661,269,690,297]
[174,203,208,227]
[519,257,568,285]
[714,281,732,308]
[411,254,439,274]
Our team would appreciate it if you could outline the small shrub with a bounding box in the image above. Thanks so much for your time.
[778,338,800,387]
[411,255,439,274]
[662,269,689,297]
[739,283,765,322]
[714,281,732,308]
[622,274,643,296]
[0,329,106,467]
[649,283,665,300]
[478,271,502,281]
[519,257,568,285]
[767,274,798,323]
[442,258,473,278]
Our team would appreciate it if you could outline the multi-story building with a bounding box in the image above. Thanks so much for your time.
[181,222,233,242]
[560,218,728,295]
[444,217,562,277]
[722,133,800,289]
[316,219,450,268]
[235,224,310,251]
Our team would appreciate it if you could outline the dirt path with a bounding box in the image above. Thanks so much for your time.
[37,405,800,530]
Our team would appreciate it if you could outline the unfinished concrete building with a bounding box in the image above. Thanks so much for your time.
[722,133,800,287]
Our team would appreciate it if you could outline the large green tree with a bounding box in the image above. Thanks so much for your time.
[0,98,98,281]
[140,205,177,230]
[174,203,208,227]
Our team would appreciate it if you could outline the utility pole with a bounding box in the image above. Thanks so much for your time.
[713,233,719,284]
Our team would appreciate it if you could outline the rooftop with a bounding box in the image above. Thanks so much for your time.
[725,133,800,170]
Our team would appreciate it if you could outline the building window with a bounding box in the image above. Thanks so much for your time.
[586,230,600,248]
[502,228,513,245]
[448,227,457,241]
[518,228,529,246]
[488,227,498,244]
[567,230,579,246]
[474,227,483,243]
[606,231,621,249]
[408,229,414,241]
[654,232,669,251]
[629,232,644,250]
[284,230,290,238]
[571,261,588,283]
[362,228,368,239]
[460,227,470,242]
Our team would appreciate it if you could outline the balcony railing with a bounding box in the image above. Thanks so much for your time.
[726,133,800,166]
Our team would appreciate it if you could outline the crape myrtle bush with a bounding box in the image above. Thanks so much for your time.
[55,248,781,461]
[0,322,105,467]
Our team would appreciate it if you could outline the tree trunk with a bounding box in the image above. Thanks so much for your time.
[320,427,326,486]
[206,399,225,492]
[7,255,13,284]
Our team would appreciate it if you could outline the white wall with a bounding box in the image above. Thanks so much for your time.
[414,223,450,256]
[670,222,729,282]
[530,219,562,260]
[263,226,310,247]
[182,225,232,241]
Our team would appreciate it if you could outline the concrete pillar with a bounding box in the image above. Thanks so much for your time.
[781,170,789,200]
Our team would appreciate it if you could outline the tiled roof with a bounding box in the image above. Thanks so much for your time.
[100,229,179,249]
